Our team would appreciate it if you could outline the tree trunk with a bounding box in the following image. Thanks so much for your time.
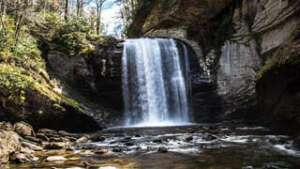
[96,0,105,35]
[65,0,68,20]
[96,7,102,34]
[77,0,84,16]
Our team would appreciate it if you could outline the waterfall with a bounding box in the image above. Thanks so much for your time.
[122,38,191,127]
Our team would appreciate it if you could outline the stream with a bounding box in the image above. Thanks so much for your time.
[10,124,300,169]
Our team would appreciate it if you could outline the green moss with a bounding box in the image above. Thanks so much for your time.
[0,12,94,116]
[0,64,29,105]
[0,64,83,113]
[257,43,300,80]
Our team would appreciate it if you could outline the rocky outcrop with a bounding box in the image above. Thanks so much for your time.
[0,63,100,132]
[257,28,300,135]
[0,121,94,165]
[0,122,36,164]
[44,37,124,126]
[127,0,300,132]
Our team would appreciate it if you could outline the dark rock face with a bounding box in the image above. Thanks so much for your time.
[126,0,300,133]
[257,62,300,135]
[45,39,124,126]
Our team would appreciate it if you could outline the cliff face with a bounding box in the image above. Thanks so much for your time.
[0,13,120,131]
[127,0,300,133]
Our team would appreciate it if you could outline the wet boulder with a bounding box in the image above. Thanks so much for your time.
[293,137,300,150]
[0,130,22,164]
[158,147,168,153]
[14,122,35,137]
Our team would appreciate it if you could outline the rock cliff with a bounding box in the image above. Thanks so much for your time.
[127,0,300,134]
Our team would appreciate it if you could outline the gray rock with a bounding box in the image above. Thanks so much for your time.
[112,147,122,153]
[158,147,168,153]
[14,122,35,137]
[0,130,22,164]
[76,136,89,144]
[21,141,43,151]
[44,142,70,150]
[11,153,35,163]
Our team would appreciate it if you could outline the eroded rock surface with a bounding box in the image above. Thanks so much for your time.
[126,0,300,134]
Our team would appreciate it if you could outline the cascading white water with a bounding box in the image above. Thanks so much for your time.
[122,38,191,127]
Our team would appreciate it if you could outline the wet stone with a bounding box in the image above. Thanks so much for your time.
[112,147,122,153]
[153,139,163,143]
[158,147,168,153]
[94,149,109,155]
[76,136,89,144]
[44,142,69,150]
[125,142,135,146]
[185,136,193,142]
[203,134,218,141]
[24,136,42,144]
[0,122,13,130]
[242,166,254,169]
[293,136,300,150]
[36,133,50,141]
[38,129,58,136]
[46,156,67,162]
[90,136,106,142]
[11,153,35,163]
[14,122,35,137]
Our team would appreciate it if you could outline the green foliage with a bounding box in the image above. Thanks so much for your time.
[0,13,84,113]
[0,16,45,70]
[38,15,95,56]
[0,63,83,112]
[0,64,29,105]
[56,31,93,55]
[42,12,64,30]
[59,16,91,34]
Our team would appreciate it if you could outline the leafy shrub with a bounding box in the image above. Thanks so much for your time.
[0,64,31,105]
[0,16,44,70]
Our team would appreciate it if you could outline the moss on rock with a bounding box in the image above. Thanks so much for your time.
[0,13,100,132]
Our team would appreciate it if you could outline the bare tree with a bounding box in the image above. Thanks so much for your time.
[76,0,83,16]
[65,0,69,20]
[95,0,106,35]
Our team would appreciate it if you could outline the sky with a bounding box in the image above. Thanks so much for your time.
[101,0,124,38]
[84,0,124,38]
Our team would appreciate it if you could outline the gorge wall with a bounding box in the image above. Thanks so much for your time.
[126,0,300,135]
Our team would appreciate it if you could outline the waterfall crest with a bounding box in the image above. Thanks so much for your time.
[122,38,191,127]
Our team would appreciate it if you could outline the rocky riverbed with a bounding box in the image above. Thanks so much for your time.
[1,122,300,169]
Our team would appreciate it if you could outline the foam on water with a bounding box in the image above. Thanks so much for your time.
[122,38,192,127]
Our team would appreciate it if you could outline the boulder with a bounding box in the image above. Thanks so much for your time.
[0,130,21,164]
[293,137,300,150]
[0,122,13,131]
[14,122,35,137]
[10,152,36,163]
[76,136,89,144]
[158,147,168,153]
[43,142,71,150]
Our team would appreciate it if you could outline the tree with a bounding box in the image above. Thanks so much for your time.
[65,0,68,20]
[120,0,138,28]
[76,0,83,16]
[95,0,106,35]
[13,0,33,49]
